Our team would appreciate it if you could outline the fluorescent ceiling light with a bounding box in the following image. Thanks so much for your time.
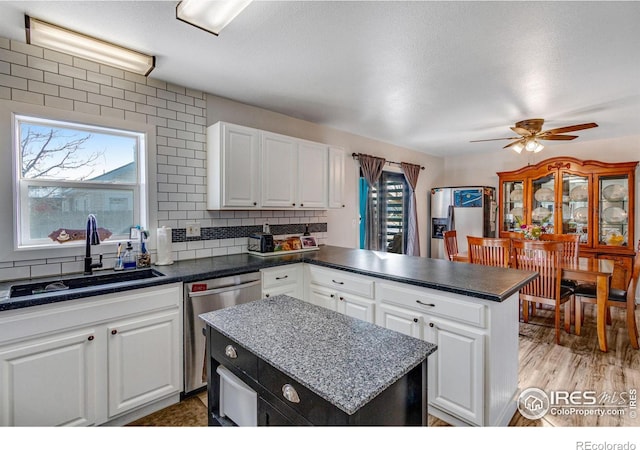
[25,16,155,76]
[176,0,252,36]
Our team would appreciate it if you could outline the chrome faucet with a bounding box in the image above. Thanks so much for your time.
[84,214,103,275]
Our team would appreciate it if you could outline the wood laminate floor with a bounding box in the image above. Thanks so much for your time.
[127,303,640,427]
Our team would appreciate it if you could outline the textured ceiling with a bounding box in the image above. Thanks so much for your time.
[0,1,638,157]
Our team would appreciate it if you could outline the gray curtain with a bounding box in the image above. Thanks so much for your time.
[401,162,421,256]
[359,154,386,250]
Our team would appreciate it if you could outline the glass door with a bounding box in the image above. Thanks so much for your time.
[598,175,630,248]
[531,174,555,231]
[502,180,525,231]
[562,173,590,244]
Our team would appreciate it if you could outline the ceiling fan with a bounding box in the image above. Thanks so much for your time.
[470,118,598,153]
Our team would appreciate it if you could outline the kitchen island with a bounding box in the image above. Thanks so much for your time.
[201,295,437,426]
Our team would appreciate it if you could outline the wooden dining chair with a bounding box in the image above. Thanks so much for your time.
[500,231,524,240]
[467,236,511,268]
[573,241,640,349]
[512,239,573,345]
[443,230,459,262]
[540,234,580,262]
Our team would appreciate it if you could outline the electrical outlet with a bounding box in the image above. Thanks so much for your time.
[186,222,201,238]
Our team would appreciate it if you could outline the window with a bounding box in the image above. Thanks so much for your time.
[14,115,147,249]
[360,171,409,253]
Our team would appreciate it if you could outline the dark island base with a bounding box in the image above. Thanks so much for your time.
[206,326,427,426]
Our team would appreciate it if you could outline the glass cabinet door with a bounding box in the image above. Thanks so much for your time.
[598,175,630,248]
[502,180,524,231]
[562,173,589,243]
[531,174,555,231]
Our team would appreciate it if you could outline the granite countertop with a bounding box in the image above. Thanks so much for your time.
[200,294,437,415]
[0,245,537,311]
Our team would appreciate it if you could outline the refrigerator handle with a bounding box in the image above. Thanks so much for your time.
[447,204,455,231]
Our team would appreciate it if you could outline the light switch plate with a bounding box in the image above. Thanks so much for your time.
[186,222,201,237]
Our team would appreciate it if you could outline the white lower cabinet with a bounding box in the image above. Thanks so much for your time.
[376,281,518,427]
[0,327,97,426]
[305,265,376,323]
[0,283,183,426]
[107,310,180,418]
[424,315,484,426]
[261,264,304,300]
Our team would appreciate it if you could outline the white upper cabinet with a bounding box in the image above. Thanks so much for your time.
[260,132,298,208]
[206,122,344,210]
[328,146,346,208]
[297,140,328,208]
[207,122,260,209]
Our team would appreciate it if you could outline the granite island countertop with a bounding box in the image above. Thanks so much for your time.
[0,245,537,311]
[200,294,437,415]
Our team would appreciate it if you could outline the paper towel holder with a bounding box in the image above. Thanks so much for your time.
[155,226,174,266]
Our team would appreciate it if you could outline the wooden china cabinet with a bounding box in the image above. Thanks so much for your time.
[497,156,638,289]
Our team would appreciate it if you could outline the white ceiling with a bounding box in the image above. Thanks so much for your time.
[0,1,638,157]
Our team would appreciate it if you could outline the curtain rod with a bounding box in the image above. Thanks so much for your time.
[351,153,425,170]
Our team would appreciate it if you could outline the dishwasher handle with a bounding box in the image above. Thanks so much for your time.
[187,280,261,298]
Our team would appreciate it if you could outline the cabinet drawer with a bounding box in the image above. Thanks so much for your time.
[261,265,301,289]
[307,266,374,299]
[209,328,257,379]
[377,283,486,328]
[257,359,347,425]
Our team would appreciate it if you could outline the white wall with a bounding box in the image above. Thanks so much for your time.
[207,95,444,257]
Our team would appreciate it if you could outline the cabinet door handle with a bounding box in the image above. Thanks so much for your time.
[111,329,118,335]
[292,203,296,206]
[225,345,238,359]
[300,203,304,207]
[275,275,288,280]
[413,318,419,323]
[265,293,270,298]
[282,384,300,403]
[253,202,257,206]
[332,279,344,285]
[330,294,335,298]
[88,335,95,341]
[416,300,436,307]
[339,296,345,301]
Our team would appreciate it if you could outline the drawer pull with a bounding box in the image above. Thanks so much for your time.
[225,345,238,359]
[87,335,94,341]
[275,275,289,280]
[416,300,436,307]
[332,279,344,285]
[282,384,300,403]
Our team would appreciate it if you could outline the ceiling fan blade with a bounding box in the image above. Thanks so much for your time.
[540,122,598,135]
[470,137,520,143]
[503,139,525,149]
[510,126,532,137]
[537,135,578,141]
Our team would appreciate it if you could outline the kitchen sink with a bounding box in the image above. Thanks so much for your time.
[9,268,165,298]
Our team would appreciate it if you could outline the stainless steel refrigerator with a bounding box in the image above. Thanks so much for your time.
[430,186,497,259]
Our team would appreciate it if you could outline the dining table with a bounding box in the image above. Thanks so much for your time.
[560,256,614,352]
[451,250,614,351]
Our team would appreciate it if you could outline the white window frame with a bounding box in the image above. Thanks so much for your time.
[12,114,148,251]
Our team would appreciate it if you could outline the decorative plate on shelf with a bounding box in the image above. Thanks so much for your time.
[573,207,589,223]
[602,184,627,201]
[510,188,523,202]
[534,187,554,202]
[602,206,628,224]
[509,207,523,218]
[569,185,588,201]
[532,207,551,222]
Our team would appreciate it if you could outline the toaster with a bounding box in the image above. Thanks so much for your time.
[248,232,274,253]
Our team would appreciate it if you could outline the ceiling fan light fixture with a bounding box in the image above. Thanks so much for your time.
[525,138,539,152]
[511,142,524,154]
[176,0,252,36]
[25,16,155,76]
[533,142,544,153]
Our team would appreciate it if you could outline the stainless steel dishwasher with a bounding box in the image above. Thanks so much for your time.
[184,271,262,395]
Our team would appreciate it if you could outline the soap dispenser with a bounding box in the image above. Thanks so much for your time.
[123,241,137,270]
